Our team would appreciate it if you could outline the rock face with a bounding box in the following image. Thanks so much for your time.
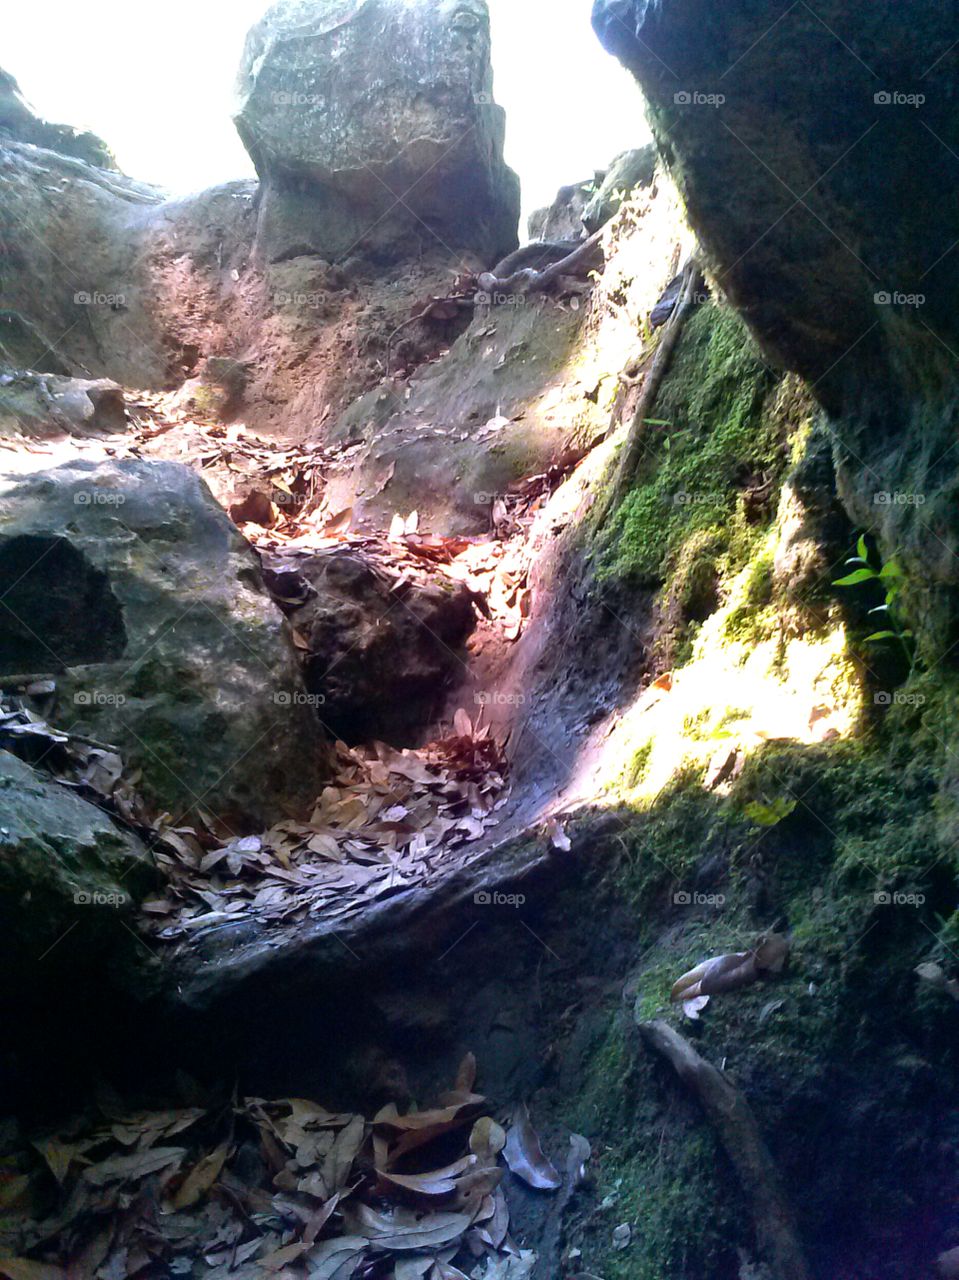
[592,0,959,655]
[0,460,327,825]
[0,371,128,439]
[234,0,520,264]
[265,549,477,744]
[582,145,657,233]
[0,67,116,169]
[0,748,151,1013]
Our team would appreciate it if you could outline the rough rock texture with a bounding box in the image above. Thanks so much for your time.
[0,748,151,1005]
[583,144,657,232]
[592,0,959,657]
[0,371,128,439]
[233,0,520,265]
[527,178,595,242]
[320,162,692,534]
[0,67,116,169]
[265,548,477,744]
[0,460,327,825]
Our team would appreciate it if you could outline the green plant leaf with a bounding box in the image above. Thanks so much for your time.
[856,534,869,561]
[743,797,798,827]
[879,560,903,580]
[834,568,878,586]
[864,630,897,642]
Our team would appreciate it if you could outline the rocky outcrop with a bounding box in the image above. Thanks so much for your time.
[233,0,520,265]
[583,145,657,232]
[0,370,128,439]
[0,67,116,169]
[592,0,959,656]
[0,748,152,1017]
[0,460,327,825]
[264,548,477,744]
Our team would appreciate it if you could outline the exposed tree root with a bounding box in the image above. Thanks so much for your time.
[477,227,606,299]
[638,1019,812,1280]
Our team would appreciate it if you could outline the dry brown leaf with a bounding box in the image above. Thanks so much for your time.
[163,1138,230,1210]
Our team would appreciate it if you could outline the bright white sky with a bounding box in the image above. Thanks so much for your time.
[3,0,649,226]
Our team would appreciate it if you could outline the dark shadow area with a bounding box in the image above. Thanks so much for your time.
[0,534,127,672]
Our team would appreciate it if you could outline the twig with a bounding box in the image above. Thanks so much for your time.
[638,1019,812,1280]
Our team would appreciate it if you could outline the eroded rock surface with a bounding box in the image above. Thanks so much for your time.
[0,460,327,825]
[265,548,477,744]
[234,0,520,264]
[592,0,959,653]
[0,748,151,1011]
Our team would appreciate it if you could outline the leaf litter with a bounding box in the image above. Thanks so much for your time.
[0,1058,577,1279]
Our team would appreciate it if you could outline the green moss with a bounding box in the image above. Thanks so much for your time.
[568,1016,745,1278]
[600,303,786,589]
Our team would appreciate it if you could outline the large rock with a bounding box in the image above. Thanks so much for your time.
[592,0,959,657]
[233,0,520,264]
[0,460,327,826]
[0,66,116,169]
[265,548,477,744]
[0,370,128,439]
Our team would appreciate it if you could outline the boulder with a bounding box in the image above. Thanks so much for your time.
[527,178,596,242]
[0,460,328,826]
[264,548,477,744]
[0,66,116,169]
[0,370,128,440]
[233,0,520,264]
[592,0,959,656]
[0,748,151,1000]
[583,145,657,232]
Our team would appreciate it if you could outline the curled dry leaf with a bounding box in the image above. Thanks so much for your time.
[671,933,790,1003]
[503,1103,561,1191]
[469,1117,506,1162]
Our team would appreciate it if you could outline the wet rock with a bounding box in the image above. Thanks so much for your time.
[0,459,327,825]
[582,145,657,233]
[266,548,477,744]
[233,0,520,265]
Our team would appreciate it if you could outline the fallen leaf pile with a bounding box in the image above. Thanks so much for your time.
[0,685,148,825]
[0,1057,577,1278]
[146,724,510,941]
[671,933,790,1019]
